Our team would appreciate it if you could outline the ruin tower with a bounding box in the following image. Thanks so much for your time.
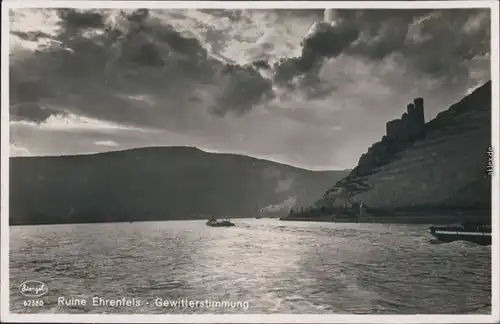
[406,103,418,140]
[407,103,415,115]
[386,119,404,139]
[413,97,425,125]
[412,97,425,138]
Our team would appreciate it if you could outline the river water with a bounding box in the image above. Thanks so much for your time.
[9,219,491,314]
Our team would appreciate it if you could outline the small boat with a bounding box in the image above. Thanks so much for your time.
[206,216,235,227]
[428,221,491,246]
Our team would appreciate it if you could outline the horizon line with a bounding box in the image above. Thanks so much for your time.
[8,145,353,172]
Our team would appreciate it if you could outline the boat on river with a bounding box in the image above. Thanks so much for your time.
[206,216,235,227]
[428,221,491,246]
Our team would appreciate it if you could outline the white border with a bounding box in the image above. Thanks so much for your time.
[1,0,498,9]
[1,1,499,323]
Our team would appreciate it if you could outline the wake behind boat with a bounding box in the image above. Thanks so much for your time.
[428,221,491,246]
[206,216,235,227]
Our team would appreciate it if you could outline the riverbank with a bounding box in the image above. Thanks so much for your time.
[280,207,491,224]
[280,216,487,225]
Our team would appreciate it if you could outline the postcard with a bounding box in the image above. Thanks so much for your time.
[1,1,498,323]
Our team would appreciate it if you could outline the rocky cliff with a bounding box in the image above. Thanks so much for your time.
[9,147,349,225]
[305,81,492,221]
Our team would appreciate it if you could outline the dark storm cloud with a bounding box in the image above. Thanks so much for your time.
[11,78,52,102]
[10,103,65,124]
[56,8,107,30]
[252,59,271,70]
[341,9,434,60]
[211,64,274,116]
[9,8,493,169]
[10,8,274,124]
[273,9,490,89]
[10,30,52,42]
[9,8,491,125]
[344,9,490,80]
[273,20,360,86]
[9,74,64,123]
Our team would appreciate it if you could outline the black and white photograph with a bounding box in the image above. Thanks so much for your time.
[1,0,499,322]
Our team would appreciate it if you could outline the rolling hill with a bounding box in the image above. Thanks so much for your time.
[9,147,349,225]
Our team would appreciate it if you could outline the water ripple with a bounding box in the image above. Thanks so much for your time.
[10,219,491,314]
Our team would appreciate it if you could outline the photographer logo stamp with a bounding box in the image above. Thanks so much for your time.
[19,280,48,298]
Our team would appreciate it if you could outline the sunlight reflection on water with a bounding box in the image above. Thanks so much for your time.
[10,219,491,314]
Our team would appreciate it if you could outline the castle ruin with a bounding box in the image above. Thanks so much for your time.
[354,98,426,177]
[386,98,425,142]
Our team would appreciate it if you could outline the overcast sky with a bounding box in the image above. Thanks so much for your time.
[8,7,491,170]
